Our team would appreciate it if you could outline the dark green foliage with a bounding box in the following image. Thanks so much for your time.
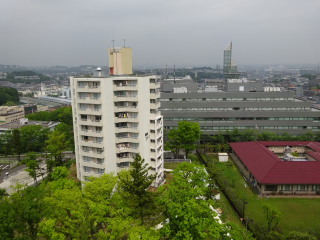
[0,125,49,155]
[201,129,320,147]
[118,154,156,224]
[27,106,73,125]
[0,87,19,106]
[285,231,317,240]
[10,185,46,239]
[166,121,201,157]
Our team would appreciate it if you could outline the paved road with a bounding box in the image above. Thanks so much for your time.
[0,163,46,194]
[0,164,26,183]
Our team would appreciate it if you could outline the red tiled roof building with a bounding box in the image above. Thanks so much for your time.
[229,141,320,195]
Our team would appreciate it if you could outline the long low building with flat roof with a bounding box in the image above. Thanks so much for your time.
[160,90,320,135]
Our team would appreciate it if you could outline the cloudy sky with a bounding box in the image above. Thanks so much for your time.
[1,0,319,67]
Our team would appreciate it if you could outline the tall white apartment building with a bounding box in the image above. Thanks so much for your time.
[70,64,164,186]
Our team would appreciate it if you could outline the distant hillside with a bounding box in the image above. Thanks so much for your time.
[0,87,19,106]
[2,71,51,83]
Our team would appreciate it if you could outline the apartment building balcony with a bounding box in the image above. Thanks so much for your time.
[80,129,103,137]
[114,96,138,102]
[79,119,103,127]
[114,117,139,123]
[149,142,156,149]
[116,156,135,163]
[114,106,138,112]
[115,147,140,154]
[150,111,162,119]
[150,92,160,99]
[150,102,160,109]
[80,150,104,158]
[77,97,101,104]
[115,126,139,134]
[115,136,139,144]
[113,83,138,91]
[150,82,160,89]
[76,86,101,92]
[82,161,104,169]
[83,171,104,178]
[80,140,103,147]
[78,108,102,115]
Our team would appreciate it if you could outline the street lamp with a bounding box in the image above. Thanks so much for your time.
[242,200,248,219]
[245,217,254,230]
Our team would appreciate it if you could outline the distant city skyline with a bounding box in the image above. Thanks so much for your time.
[1,0,320,67]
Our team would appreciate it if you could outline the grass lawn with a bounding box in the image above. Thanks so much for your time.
[163,162,181,169]
[205,153,320,235]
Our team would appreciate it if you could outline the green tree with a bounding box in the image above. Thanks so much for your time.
[54,123,74,151]
[23,152,44,184]
[39,180,93,239]
[45,131,69,178]
[10,129,23,161]
[20,125,50,152]
[263,204,281,232]
[10,184,46,239]
[166,121,200,158]
[118,153,156,224]
[159,162,226,240]
[0,196,15,240]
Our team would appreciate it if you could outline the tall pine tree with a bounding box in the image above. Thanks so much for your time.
[118,154,156,224]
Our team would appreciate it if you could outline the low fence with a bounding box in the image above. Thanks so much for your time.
[164,158,191,163]
[195,150,256,237]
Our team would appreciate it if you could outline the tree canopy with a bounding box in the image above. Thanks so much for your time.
[166,121,201,158]
[0,87,19,106]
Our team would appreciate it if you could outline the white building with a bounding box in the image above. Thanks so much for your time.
[70,48,164,186]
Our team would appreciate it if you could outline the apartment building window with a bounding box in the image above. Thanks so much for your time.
[97,148,104,154]
[84,166,91,172]
[96,127,102,133]
[94,105,101,111]
[150,149,156,152]
[117,162,130,168]
[95,116,102,122]
[78,82,86,88]
[79,104,87,110]
[79,93,87,99]
[82,136,89,141]
[81,115,87,121]
[83,156,92,162]
[92,82,100,88]
[93,93,100,99]
[81,125,89,132]
[97,168,105,174]
[82,146,90,152]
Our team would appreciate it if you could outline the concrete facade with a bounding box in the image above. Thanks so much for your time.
[70,75,164,186]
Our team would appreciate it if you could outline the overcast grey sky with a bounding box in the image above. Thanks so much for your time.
[1,0,319,67]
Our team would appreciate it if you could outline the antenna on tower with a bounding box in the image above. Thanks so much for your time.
[112,30,115,49]
[123,39,126,47]
[173,65,176,84]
